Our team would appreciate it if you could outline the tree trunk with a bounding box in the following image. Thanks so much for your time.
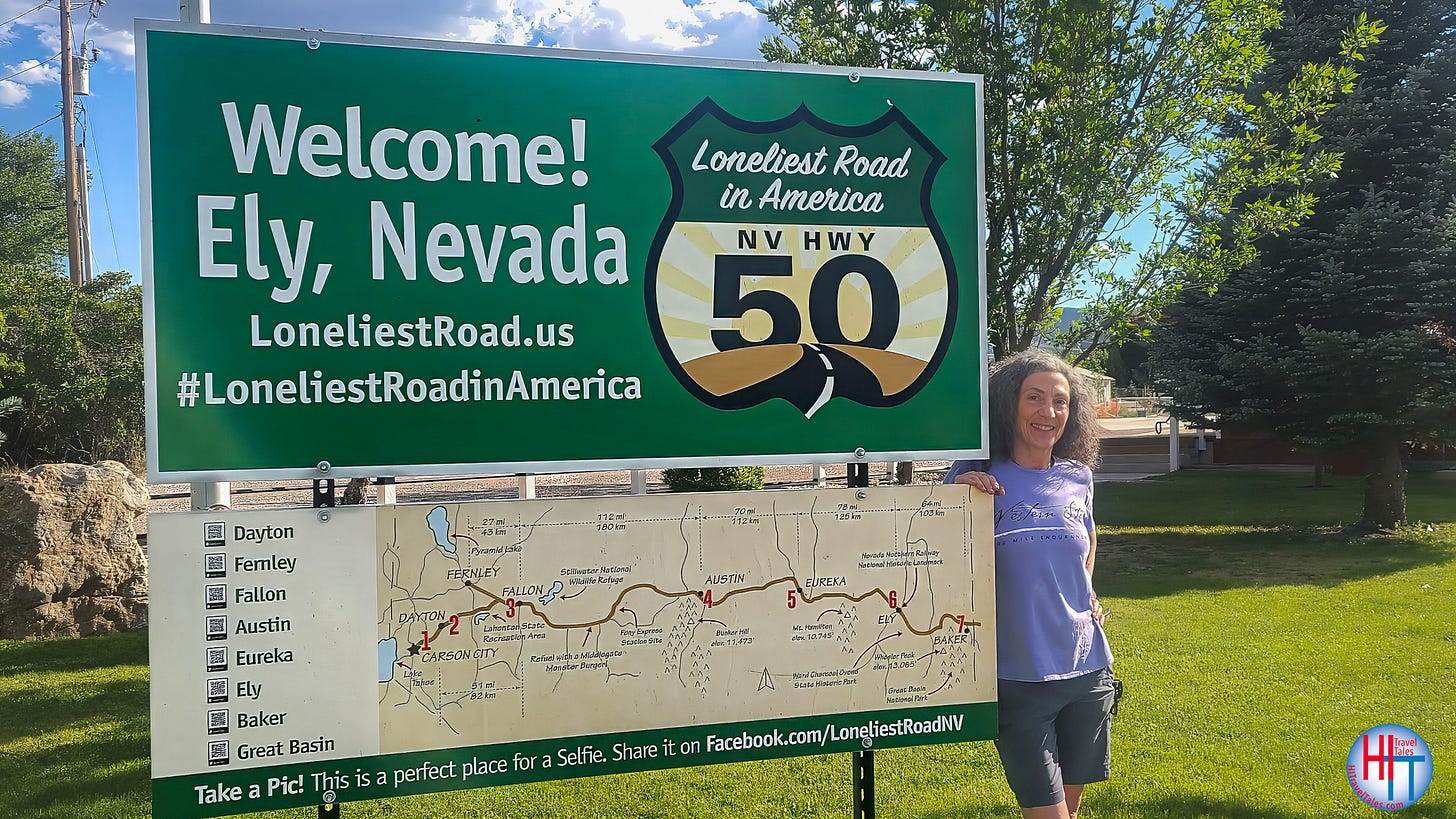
[1361,441,1405,529]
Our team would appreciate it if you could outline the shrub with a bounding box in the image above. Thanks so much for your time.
[662,466,765,492]
[0,269,144,469]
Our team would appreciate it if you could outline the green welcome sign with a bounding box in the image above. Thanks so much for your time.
[139,21,987,480]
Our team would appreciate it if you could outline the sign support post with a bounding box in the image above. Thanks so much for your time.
[846,459,875,819]
[178,0,226,514]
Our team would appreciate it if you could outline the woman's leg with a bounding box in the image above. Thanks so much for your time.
[1022,801,1071,819]
[1063,783,1084,817]
[1056,668,1116,818]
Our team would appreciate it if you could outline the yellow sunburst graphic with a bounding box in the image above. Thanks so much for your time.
[655,222,950,398]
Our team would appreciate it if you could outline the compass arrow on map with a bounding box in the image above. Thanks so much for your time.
[758,668,775,691]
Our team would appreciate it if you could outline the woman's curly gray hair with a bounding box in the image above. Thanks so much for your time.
[986,349,1102,468]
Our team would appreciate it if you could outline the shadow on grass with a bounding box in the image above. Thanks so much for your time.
[0,629,147,677]
[3,731,150,817]
[1095,525,1454,599]
[0,633,151,819]
[0,675,148,743]
[1088,471,1456,599]
[1095,471,1456,529]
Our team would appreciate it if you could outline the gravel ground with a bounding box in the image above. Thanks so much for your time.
[140,462,956,535]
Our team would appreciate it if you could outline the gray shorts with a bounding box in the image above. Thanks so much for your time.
[995,666,1115,808]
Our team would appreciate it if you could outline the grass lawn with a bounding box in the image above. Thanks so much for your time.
[3,470,1452,818]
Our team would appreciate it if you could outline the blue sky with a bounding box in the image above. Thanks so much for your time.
[0,0,778,278]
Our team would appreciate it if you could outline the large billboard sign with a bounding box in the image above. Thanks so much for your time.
[138,22,988,481]
[149,486,996,816]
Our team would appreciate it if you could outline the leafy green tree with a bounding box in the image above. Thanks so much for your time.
[0,129,144,468]
[760,0,1380,359]
[1154,0,1456,528]
[0,131,66,272]
[0,268,145,468]
[0,130,69,382]
[662,466,766,492]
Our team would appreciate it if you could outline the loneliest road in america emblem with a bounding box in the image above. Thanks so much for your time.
[646,99,957,417]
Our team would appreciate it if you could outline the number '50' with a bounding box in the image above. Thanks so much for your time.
[710,254,902,352]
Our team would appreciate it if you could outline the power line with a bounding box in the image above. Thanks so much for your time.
[0,1,50,28]
[0,50,61,84]
[2,111,62,143]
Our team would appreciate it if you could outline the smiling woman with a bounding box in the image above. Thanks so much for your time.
[946,349,1113,819]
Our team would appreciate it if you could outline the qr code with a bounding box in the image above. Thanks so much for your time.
[207,709,229,735]
[207,740,230,766]
[205,553,226,578]
[205,584,227,609]
[204,521,225,547]
[207,677,229,703]
[205,615,228,640]
[206,646,227,672]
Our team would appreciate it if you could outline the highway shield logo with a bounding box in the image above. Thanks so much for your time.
[646,99,957,417]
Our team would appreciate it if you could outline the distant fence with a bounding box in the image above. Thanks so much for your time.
[1097,390,1169,418]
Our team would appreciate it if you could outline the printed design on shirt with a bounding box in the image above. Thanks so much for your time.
[1071,612,1095,664]
[994,497,1088,530]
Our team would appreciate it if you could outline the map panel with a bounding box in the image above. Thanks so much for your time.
[150,486,994,818]
[376,484,994,753]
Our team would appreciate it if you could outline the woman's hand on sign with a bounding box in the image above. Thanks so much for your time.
[955,471,1004,496]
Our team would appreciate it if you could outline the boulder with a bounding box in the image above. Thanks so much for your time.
[0,461,149,639]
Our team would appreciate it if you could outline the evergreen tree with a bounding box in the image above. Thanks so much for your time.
[1155,0,1456,528]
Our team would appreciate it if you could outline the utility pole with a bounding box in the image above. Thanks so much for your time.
[78,146,93,282]
[60,0,82,285]
[74,38,95,284]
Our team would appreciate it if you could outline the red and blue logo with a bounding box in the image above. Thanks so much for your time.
[1347,724,1433,811]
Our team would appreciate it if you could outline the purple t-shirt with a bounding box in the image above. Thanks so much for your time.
[945,458,1113,681]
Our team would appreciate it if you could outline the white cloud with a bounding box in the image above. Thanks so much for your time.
[0,0,47,42]
[43,1,776,73]
[4,57,59,85]
[32,21,59,52]
[0,78,27,105]
[455,0,770,58]
[89,28,135,66]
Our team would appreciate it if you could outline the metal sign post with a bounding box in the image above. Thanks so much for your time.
[846,459,874,819]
